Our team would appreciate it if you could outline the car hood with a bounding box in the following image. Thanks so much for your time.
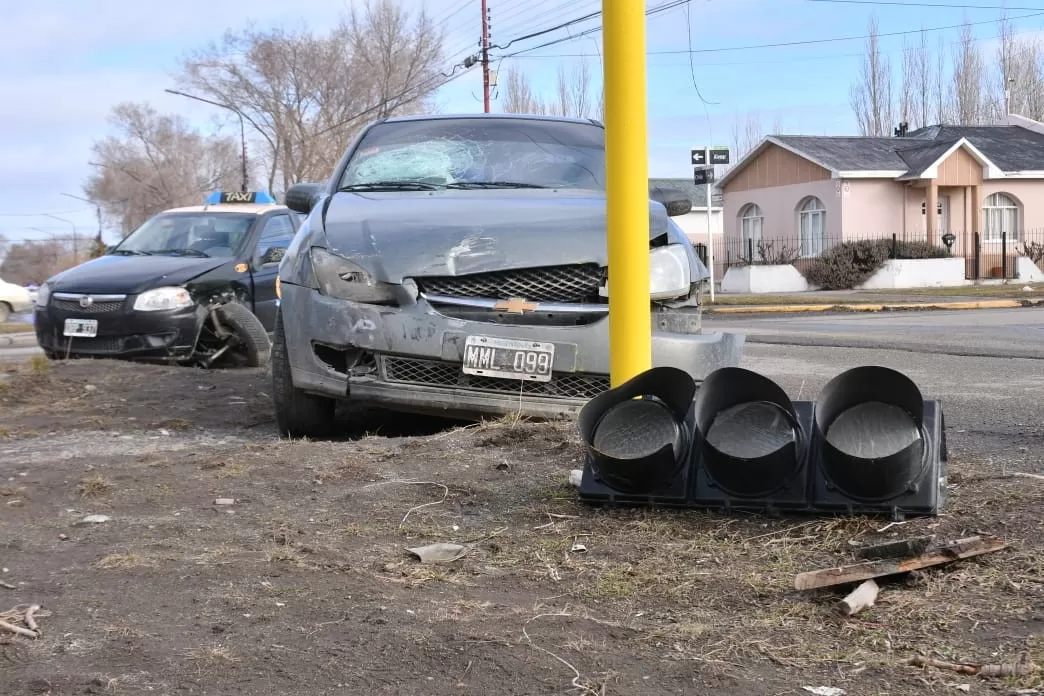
[47,255,227,294]
[320,190,672,282]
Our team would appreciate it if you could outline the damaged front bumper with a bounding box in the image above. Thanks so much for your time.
[280,283,745,420]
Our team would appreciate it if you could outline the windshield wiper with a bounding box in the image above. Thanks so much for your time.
[445,181,548,189]
[152,248,210,258]
[110,249,151,256]
[339,181,442,192]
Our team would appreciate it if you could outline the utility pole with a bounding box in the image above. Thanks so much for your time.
[61,192,104,256]
[481,0,491,113]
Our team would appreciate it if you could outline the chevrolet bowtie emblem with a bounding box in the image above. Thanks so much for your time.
[494,297,539,313]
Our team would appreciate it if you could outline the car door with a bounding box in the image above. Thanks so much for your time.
[251,213,296,332]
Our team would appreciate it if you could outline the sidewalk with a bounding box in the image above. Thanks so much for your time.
[705,286,1044,314]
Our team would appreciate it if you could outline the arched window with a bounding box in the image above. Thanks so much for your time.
[739,204,764,250]
[798,196,826,257]
[982,193,1020,242]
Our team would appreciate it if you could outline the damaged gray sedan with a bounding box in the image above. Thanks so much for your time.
[273,113,744,437]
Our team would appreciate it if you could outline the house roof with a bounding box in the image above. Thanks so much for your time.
[717,118,1044,187]
[649,178,721,208]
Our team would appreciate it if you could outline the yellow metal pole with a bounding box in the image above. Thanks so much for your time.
[603,0,651,387]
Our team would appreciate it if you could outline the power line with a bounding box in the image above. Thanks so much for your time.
[496,0,691,59]
[504,18,1039,66]
[0,208,93,218]
[806,0,1044,9]
[495,9,1044,59]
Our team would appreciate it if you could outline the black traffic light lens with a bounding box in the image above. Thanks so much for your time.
[578,366,697,495]
[816,366,927,501]
[593,398,682,460]
[695,367,805,497]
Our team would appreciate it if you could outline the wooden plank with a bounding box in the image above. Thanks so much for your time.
[795,536,1008,591]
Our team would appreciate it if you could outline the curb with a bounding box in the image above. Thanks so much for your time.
[0,332,37,348]
[705,298,1040,314]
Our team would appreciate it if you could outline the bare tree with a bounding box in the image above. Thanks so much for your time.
[991,17,1044,121]
[499,59,601,119]
[909,28,934,129]
[0,239,78,286]
[849,16,896,136]
[952,20,990,124]
[84,102,240,236]
[935,33,954,124]
[175,0,445,193]
[899,36,915,128]
[730,110,764,162]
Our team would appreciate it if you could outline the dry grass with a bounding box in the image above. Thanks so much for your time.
[94,553,157,570]
[0,323,33,334]
[184,645,238,667]
[78,474,115,498]
[26,354,49,374]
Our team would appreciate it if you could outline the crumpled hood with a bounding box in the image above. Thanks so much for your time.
[47,255,226,294]
[320,190,672,282]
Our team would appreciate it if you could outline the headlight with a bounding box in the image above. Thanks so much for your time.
[310,247,397,305]
[35,283,51,308]
[133,286,194,312]
[649,244,692,300]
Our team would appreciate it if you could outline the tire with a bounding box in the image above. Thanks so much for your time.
[214,301,271,368]
[271,307,336,438]
[0,303,10,323]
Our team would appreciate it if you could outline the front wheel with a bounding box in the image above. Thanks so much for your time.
[271,308,336,438]
[195,301,271,368]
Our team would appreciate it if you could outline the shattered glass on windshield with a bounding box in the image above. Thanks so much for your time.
[339,118,605,190]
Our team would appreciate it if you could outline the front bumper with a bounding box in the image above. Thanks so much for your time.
[280,283,745,420]
[34,296,206,360]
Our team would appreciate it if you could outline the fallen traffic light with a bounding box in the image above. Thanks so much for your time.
[576,365,948,519]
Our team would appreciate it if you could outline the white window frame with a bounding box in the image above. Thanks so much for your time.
[798,197,826,258]
[739,204,764,256]
[982,193,1020,243]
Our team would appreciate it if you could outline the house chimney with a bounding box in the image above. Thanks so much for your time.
[893,122,909,137]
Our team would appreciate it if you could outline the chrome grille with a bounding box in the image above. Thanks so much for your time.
[414,264,606,303]
[52,299,124,314]
[381,356,609,400]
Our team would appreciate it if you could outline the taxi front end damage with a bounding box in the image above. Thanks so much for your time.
[33,191,287,368]
[272,115,745,438]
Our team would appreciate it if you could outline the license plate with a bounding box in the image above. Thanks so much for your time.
[462,336,555,382]
[63,318,98,338]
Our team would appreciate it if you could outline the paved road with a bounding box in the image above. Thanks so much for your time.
[706,306,1044,359]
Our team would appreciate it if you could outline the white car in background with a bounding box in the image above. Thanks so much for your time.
[0,277,32,322]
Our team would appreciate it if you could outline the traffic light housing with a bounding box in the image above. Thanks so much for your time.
[577,365,948,519]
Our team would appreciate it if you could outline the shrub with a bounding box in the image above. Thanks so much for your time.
[734,239,801,266]
[804,238,950,290]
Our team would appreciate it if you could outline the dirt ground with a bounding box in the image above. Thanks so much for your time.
[1,358,1041,696]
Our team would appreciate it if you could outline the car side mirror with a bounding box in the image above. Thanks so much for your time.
[649,186,693,217]
[260,246,287,266]
[285,183,324,215]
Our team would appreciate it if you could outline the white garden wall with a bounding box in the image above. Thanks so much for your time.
[856,258,966,290]
[1016,257,1044,282]
[721,265,813,294]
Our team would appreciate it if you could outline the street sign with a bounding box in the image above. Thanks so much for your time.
[709,147,731,165]
[575,365,948,518]
[711,192,724,205]
[691,149,706,166]
[693,167,715,185]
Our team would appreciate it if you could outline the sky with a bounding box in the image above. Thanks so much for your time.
[2,0,1043,247]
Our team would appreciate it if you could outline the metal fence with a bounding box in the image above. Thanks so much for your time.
[690,229,1044,282]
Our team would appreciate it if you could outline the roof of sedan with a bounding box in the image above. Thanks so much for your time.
[162,203,286,215]
[381,112,603,126]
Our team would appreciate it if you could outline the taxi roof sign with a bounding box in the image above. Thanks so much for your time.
[205,191,278,205]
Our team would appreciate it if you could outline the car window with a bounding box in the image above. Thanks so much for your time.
[256,215,295,265]
[116,213,255,258]
[339,118,605,191]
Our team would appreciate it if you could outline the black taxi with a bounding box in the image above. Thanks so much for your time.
[33,191,301,367]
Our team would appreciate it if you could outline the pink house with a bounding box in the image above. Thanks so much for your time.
[715,114,1044,280]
